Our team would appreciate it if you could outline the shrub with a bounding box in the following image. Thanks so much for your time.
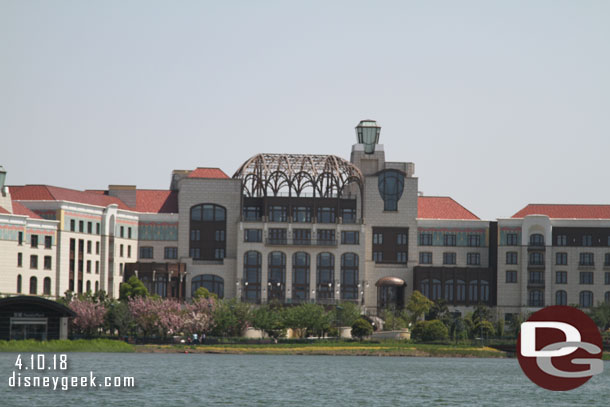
[474,320,495,338]
[351,318,373,340]
[411,319,449,342]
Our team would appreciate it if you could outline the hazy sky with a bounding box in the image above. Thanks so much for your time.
[2,1,609,220]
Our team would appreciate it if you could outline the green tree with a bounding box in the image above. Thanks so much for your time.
[251,305,285,340]
[210,299,251,337]
[588,302,610,331]
[411,320,449,342]
[193,287,218,300]
[284,304,331,338]
[332,302,361,327]
[475,320,495,338]
[380,308,408,331]
[105,301,134,337]
[119,276,149,301]
[406,290,433,324]
[351,318,373,340]
[496,318,505,338]
[472,304,493,326]
[427,299,450,326]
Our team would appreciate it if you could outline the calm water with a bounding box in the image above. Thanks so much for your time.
[0,353,608,406]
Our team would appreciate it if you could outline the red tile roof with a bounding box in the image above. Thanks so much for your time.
[0,206,9,214]
[187,167,229,179]
[418,196,480,220]
[512,204,610,219]
[10,185,130,210]
[11,201,43,219]
[135,190,178,213]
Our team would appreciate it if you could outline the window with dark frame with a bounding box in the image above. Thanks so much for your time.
[44,256,52,270]
[506,270,517,283]
[30,255,38,269]
[556,235,567,246]
[190,204,226,261]
[443,252,456,265]
[244,229,262,242]
[44,236,52,249]
[468,234,481,247]
[556,252,567,265]
[556,271,567,284]
[140,247,154,259]
[444,234,456,246]
[506,252,518,265]
[164,247,178,259]
[419,252,432,264]
[420,233,433,246]
[31,235,38,248]
[506,233,518,246]
[467,252,481,265]
[579,271,593,284]
[341,231,359,245]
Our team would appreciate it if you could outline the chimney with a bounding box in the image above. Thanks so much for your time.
[108,185,137,208]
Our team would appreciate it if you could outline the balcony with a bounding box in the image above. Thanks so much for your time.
[527,262,545,270]
[527,244,545,251]
[265,238,338,247]
[527,279,545,288]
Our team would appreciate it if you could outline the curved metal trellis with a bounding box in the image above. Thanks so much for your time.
[233,153,364,199]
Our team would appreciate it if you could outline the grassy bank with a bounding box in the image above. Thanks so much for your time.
[137,341,507,358]
[0,339,134,353]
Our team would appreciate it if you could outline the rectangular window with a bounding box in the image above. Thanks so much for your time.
[17,252,22,267]
[44,255,52,270]
[31,235,38,248]
[44,236,52,249]
[468,234,481,247]
[244,229,263,242]
[243,206,262,221]
[140,247,154,259]
[96,241,100,255]
[18,231,23,245]
[120,244,124,257]
[444,234,456,246]
[467,252,481,265]
[506,252,518,265]
[293,229,311,245]
[556,252,567,265]
[605,272,610,285]
[120,226,124,238]
[579,252,594,266]
[30,255,38,269]
[87,240,92,254]
[556,271,567,284]
[341,231,359,245]
[605,253,610,266]
[95,261,99,274]
[580,271,594,284]
[505,270,517,283]
[419,252,432,264]
[268,228,287,244]
[397,252,407,263]
[215,230,225,242]
[582,235,592,247]
[87,222,92,234]
[420,233,433,246]
[190,248,201,259]
[529,271,544,284]
[396,233,408,245]
[317,229,335,244]
[443,252,456,265]
[164,247,178,259]
[373,252,383,263]
[96,223,100,235]
[268,205,287,222]
[292,206,312,223]
[373,233,383,245]
[190,229,201,241]
[70,220,75,232]
[79,221,84,233]
[506,233,518,246]
[317,207,336,223]
[214,248,225,259]
[86,260,91,273]
[556,235,567,246]
[128,245,132,258]
[341,208,357,224]
[120,263,123,276]
[128,227,132,239]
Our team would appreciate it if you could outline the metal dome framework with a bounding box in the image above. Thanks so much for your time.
[233,153,364,199]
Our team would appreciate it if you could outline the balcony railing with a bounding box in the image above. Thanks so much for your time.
[265,238,338,247]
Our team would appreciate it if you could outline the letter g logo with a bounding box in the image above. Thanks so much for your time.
[517,306,603,391]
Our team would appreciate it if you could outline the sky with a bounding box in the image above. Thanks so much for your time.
[1,1,609,221]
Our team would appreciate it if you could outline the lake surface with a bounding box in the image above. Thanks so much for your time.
[0,353,608,406]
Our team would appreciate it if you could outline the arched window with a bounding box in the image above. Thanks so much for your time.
[481,280,489,302]
[529,252,544,266]
[268,252,285,301]
[528,289,544,307]
[191,274,225,298]
[579,291,593,308]
[341,253,359,300]
[529,233,544,246]
[316,253,334,300]
[140,275,153,293]
[444,280,454,302]
[456,280,466,302]
[420,279,430,298]
[244,251,261,302]
[556,290,567,306]
[190,203,226,260]
[43,277,51,295]
[29,276,37,295]
[431,279,441,300]
[86,280,91,293]
[155,274,168,297]
[292,252,310,301]
[17,275,22,294]
[469,281,478,303]
[377,170,405,211]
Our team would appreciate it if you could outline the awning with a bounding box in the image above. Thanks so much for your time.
[375,277,406,287]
